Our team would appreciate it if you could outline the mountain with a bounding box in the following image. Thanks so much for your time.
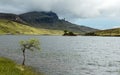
[0,13,25,24]
[0,11,98,34]
[19,11,59,24]
[0,19,63,35]
[85,28,120,36]
[19,11,98,33]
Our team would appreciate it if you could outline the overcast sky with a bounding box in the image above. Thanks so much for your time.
[0,0,120,29]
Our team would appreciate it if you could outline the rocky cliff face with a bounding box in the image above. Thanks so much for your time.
[0,11,98,33]
[19,11,59,24]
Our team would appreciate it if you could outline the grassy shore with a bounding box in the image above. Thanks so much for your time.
[0,57,43,75]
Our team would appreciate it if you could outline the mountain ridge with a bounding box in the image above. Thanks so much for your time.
[0,11,98,34]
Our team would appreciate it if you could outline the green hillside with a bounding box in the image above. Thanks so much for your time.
[0,57,43,75]
[85,28,120,36]
[0,19,63,35]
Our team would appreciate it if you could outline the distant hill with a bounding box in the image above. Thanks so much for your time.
[85,28,120,36]
[0,19,63,35]
[0,11,98,34]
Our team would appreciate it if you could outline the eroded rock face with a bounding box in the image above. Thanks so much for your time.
[19,11,59,24]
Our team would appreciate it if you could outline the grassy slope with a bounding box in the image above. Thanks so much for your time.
[85,28,120,36]
[0,19,63,35]
[93,28,120,36]
[0,57,43,75]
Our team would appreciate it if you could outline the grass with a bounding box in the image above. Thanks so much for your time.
[95,28,120,36]
[0,19,63,35]
[0,57,43,75]
[85,28,120,36]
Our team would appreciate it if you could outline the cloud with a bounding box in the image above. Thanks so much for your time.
[0,0,120,19]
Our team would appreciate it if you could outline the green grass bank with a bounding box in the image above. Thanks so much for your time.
[0,57,43,75]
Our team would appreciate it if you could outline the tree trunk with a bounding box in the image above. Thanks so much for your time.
[22,49,25,66]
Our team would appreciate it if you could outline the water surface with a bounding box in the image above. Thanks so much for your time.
[0,35,120,75]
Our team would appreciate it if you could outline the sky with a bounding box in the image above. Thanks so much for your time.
[0,0,120,29]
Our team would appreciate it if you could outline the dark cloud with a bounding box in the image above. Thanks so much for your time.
[0,0,120,19]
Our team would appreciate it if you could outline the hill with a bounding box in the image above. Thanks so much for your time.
[0,13,25,23]
[0,11,98,34]
[19,11,98,33]
[0,19,63,35]
[85,28,120,36]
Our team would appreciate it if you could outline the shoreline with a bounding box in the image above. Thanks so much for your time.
[0,57,44,75]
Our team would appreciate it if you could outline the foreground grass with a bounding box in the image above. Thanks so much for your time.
[0,19,63,35]
[0,57,43,75]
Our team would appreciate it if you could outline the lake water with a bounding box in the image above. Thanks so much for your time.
[0,35,120,75]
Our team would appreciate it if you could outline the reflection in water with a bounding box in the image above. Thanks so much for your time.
[0,35,120,75]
